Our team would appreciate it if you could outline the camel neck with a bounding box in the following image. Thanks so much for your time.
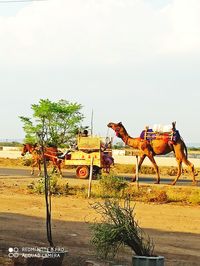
[120,134,139,149]
[121,134,129,145]
[126,137,140,149]
[117,127,140,149]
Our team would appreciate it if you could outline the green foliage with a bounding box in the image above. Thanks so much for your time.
[188,147,200,151]
[112,141,125,149]
[27,175,90,197]
[188,190,200,204]
[98,174,128,198]
[166,189,188,203]
[90,199,155,259]
[0,141,22,147]
[28,175,67,195]
[19,99,84,147]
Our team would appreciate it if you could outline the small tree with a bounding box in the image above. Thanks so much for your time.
[19,99,84,147]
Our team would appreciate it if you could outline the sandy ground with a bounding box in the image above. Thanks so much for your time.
[0,175,200,266]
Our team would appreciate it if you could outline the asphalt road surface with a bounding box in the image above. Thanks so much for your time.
[0,168,76,179]
[0,167,198,186]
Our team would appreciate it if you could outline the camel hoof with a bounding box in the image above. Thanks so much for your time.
[154,181,160,184]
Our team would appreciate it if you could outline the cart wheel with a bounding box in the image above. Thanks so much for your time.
[76,166,90,179]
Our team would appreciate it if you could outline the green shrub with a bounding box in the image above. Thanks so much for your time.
[28,175,63,195]
[166,189,187,203]
[98,174,128,198]
[90,199,155,259]
[188,190,200,204]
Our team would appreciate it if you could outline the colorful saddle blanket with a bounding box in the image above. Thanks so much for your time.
[140,129,180,143]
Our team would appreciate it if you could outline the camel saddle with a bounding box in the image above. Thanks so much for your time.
[140,122,180,144]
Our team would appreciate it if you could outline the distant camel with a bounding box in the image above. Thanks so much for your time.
[107,122,197,185]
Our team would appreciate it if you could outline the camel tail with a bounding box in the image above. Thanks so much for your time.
[181,137,188,159]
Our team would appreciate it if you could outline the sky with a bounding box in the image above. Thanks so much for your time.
[0,0,200,143]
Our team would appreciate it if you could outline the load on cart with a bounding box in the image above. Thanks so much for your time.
[64,130,114,179]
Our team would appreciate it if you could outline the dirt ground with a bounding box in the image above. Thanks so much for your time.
[0,176,200,266]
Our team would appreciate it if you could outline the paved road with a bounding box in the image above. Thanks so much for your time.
[0,168,75,178]
[0,167,198,186]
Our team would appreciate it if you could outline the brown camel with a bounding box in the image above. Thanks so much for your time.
[107,122,197,185]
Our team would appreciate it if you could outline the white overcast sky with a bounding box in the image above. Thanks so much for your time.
[0,0,200,143]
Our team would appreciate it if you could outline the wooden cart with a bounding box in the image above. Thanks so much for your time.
[65,136,112,179]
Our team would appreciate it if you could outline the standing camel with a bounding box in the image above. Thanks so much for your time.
[107,122,197,185]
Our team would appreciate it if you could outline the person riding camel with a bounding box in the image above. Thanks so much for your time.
[169,121,180,145]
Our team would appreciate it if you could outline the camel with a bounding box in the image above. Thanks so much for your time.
[107,122,197,185]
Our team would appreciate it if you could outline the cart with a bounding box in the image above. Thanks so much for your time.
[65,136,113,179]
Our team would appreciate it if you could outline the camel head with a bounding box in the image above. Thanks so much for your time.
[107,122,122,130]
[107,122,127,138]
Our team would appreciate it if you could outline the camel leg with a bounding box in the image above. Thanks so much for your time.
[132,155,146,182]
[171,159,182,185]
[182,157,197,185]
[147,155,160,184]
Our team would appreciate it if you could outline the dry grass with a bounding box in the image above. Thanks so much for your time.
[25,174,200,206]
[0,157,24,168]
[113,163,200,176]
